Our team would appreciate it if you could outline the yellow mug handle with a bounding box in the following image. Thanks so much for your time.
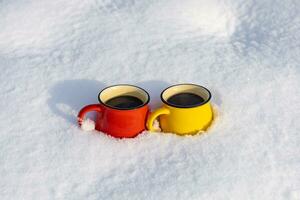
[146,107,170,132]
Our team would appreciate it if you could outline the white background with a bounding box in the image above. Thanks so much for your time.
[1,0,300,199]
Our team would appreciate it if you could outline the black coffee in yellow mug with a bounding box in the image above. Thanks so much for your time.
[167,93,205,107]
[147,84,213,135]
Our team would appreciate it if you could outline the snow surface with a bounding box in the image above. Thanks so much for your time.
[81,118,96,132]
[1,0,300,199]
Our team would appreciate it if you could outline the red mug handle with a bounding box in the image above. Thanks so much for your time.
[77,104,102,126]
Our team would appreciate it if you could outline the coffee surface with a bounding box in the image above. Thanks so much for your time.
[167,93,205,107]
[105,95,144,109]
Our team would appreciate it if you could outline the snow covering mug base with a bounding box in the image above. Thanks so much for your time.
[147,84,213,135]
[77,85,150,138]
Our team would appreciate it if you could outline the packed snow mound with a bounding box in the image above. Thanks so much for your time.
[80,118,96,131]
[1,0,300,199]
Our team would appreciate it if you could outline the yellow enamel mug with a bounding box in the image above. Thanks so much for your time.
[146,84,213,135]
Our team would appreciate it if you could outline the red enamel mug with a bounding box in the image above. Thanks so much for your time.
[77,84,150,138]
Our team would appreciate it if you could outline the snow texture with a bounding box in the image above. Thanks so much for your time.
[81,118,96,132]
[1,0,300,199]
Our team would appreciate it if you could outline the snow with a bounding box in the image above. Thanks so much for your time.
[81,118,96,132]
[1,0,300,199]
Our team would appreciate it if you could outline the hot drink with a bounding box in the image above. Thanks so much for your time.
[167,93,204,107]
[105,95,143,109]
